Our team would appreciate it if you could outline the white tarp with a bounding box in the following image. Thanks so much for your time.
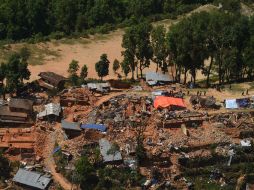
[225,99,238,109]
[240,139,251,147]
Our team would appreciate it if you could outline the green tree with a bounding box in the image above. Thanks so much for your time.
[135,21,153,78]
[80,64,88,80]
[112,59,120,74]
[68,60,79,76]
[151,25,168,73]
[122,27,137,80]
[0,64,6,99]
[121,59,131,78]
[74,156,97,189]
[5,53,30,94]
[68,60,80,85]
[95,54,110,81]
[0,153,11,181]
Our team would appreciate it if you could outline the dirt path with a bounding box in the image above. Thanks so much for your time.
[43,129,73,190]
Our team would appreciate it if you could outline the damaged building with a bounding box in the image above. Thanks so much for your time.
[38,72,67,90]
[0,98,34,125]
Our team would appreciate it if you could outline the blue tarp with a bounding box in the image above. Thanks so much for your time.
[236,98,250,108]
[52,146,61,154]
[225,99,238,109]
[81,124,107,132]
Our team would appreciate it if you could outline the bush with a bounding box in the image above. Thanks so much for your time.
[49,32,66,40]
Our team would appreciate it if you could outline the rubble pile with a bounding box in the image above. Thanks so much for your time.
[60,87,98,106]
[80,94,153,127]
[211,112,254,128]
[190,95,218,109]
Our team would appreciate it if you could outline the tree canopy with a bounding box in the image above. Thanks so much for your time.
[95,54,110,81]
[0,0,216,41]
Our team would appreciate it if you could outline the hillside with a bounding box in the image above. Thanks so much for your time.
[0,4,220,82]
[0,3,252,82]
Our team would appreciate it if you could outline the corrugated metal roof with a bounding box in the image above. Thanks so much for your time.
[87,83,110,90]
[61,120,81,131]
[13,168,51,190]
[147,81,157,86]
[37,103,61,118]
[99,139,122,163]
[81,124,107,132]
[145,72,172,82]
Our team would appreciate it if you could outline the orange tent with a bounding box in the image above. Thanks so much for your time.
[154,96,186,109]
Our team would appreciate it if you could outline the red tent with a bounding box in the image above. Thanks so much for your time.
[154,96,186,109]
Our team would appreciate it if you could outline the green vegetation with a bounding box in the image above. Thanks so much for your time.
[95,54,110,81]
[0,49,31,96]
[73,155,144,190]
[0,0,217,42]
[0,153,11,181]
[80,64,88,80]
[112,59,120,74]
[168,10,254,86]
[68,60,80,86]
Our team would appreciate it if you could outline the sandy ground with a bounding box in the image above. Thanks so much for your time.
[27,29,206,82]
[28,30,126,81]
[27,4,220,82]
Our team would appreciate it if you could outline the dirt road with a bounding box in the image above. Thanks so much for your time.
[43,128,73,190]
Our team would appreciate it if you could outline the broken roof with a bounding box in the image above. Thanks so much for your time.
[9,98,33,111]
[13,168,51,190]
[38,72,67,87]
[61,120,81,131]
[99,138,122,163]
[37,103,61,118]
[145,72,172,82]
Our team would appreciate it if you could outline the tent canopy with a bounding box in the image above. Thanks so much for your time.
[154,96,186,109]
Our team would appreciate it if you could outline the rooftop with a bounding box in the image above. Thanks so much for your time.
[61,120,81,131]
[38,72,67,87]
[99,138,122,163]
[9,98,33,111]
[13,168,51,190]
[37,103,61,118]
[145,72,172,82]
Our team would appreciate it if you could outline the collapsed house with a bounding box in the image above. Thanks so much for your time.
[13,168,51,190]
[189,95,217,109]
[61,120,81,138]
[0,98,34,125]
[145,72,172,86]
[156,111,207,128]
[37,103,61,121]
[0,129,35,159]
[60,88,91,106]
[99,138,122,164]
[38,72,67,90]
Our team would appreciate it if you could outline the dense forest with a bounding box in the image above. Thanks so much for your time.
[0,0,216,41]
